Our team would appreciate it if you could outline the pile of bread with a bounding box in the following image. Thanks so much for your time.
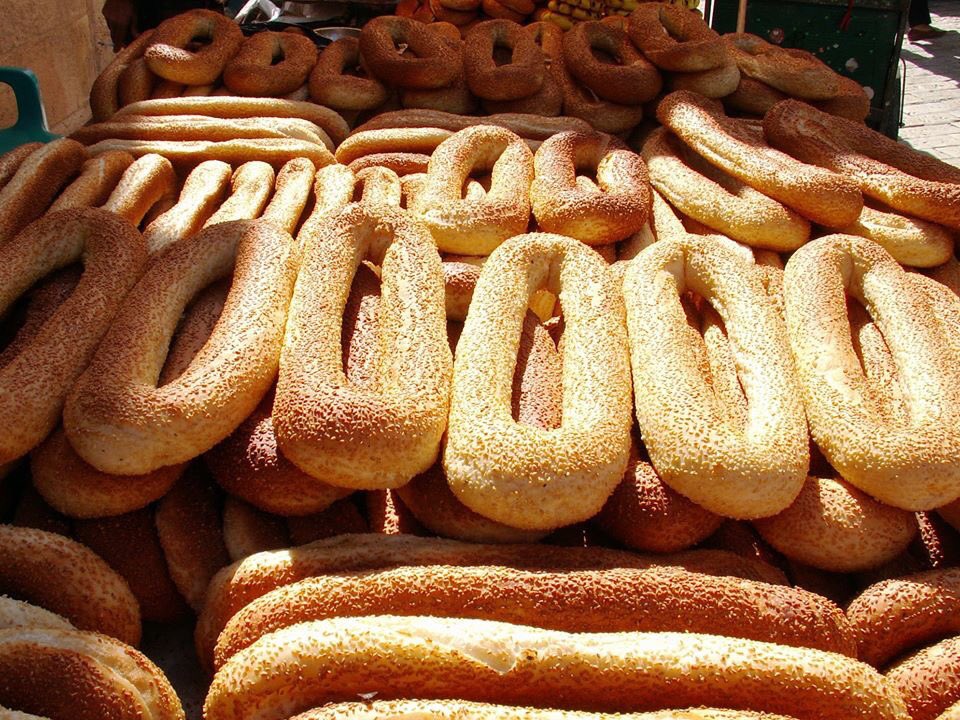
[91,6,869,138]
[2,1,960,718]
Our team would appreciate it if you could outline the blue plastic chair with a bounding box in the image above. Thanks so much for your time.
[0,67,60,155]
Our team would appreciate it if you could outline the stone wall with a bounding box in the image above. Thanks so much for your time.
[0,0,114,135]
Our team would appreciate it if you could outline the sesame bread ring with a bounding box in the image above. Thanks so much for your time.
[444,233,632,530]
[724,33,841,101]
[562,21,662,105]
[260,157,316,235]
[441,255,482,319]
[411,125,533,255]
[118,58,156,107]
[628,3,730,72]
[402,72,479,115]
[101,154,177,227]
[463,20,544,102]
[85,138,334,172]
[658,91,863,228]
[223,31,317,97]
[886,636,960,720]
[353,166,403,208]
[213,562,855,670]
[204,616,906,720]
[89,30,155,121]
[203,161,276,227]
[142,159,232,255]
[0,144,42,193]
[222,498,289,562]
[840,204,954,268]
[296,164,357,247]
[150,79,184,100]
[783,234,960,510]
[813,74,870,122]
[531,130,651,246]
[144,9,243,86]
[669,63,741,98]
[0,596,73,632]
[0,210,148,464]
[482,71,562,116]
[63,219,298,475]
[48,151,134,213]
[275,204,451,489]
[336,128,454,165]
[353,107,592,140]
[0,525,140,645]
[623,234,809,519]
[359,16,460,90]
[309,38,388,112]
[347,152,431,176]
[764,99,960,230]
[753,476,917,573]
[113,96,350,146]
[724,75,787,116]
[848,568,960,668]
[642,127,810,251]
[0,139,87,246]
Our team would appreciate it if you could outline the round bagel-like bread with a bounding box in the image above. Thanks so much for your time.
[195,532,789,670]
[260,157,316,234]
[886,636,960,720]
[812,72,870,122]
[0,144,42,194]
[0,597,72,632]
[783,234,960,510]
[752,476,917,573]
[0,627,182,720]
[336,128,454,166]
[203,161,276,227]
[724,75,787,116]
[642,127,810,251]
[144,9,243,85]
[48,151,134,213]
[359,15,461,90]
[840,204,954,268]
[213,562,855,669]
[562,20,661,105]
[724,33,841,101]
[101,153,177,227]
[0,525,140,646]
[463,20,544,102]
[847,568,960,668]
[275,204,451,490]
[204,616,906,720]
[623,234,808,519]
[63,219,298,475]
[117,58,155,107]
[347,152,432,176]
[628,3,730,72]
[309,37,387,111]
[531,131,651,246]
[658,91,863,228]
[411,125,533,254]
[444,233,632,530]
[764,99,960,230]
[296,164,357,247]
[353,106,591,140]
[89,30,155,121]
[0,209,147,464]
[223,31,317,97]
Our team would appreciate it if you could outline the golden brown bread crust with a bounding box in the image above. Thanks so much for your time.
[360,15,461,90]
[203,161,275,227]
[886,636,960,720]
[336,128,454,165]
[101,153,177,228]
[667,62,741,99]
[117,58,155,107]
[0,145,41,194]
[353,107,592,140]
[532,131,651,246]
[0,525,140,646]
[783,234,960,510]
[261,157,315,235]
[223,31,318,97]
[657,91,863,228]
[464,20,545,101]
[89,30,155,121]
[221,498,289,562]
[764,100,960,230]
[64,220,298,475]
[0,597,72,632]
[445,232,632,529]
[48,152,134,213]
[195,532,789,670]
[723,76,787,116]
[144,9,243,85]
[723,33,841,100]
[847,568,960,668]
[213,563,855,668]
[204,616,907,720]
[840,204,954,268]
[628,3,729,71]
[275,204,451,490]
[309,38,388,112]
[562,21,660,105]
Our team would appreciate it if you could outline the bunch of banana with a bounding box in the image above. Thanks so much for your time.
[540,0,604,28]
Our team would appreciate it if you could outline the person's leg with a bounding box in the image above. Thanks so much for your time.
[909,0,932,27]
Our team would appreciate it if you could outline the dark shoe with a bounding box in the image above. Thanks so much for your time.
[909,25,947,41]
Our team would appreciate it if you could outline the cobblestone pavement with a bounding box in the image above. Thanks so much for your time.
[900,0,960,165]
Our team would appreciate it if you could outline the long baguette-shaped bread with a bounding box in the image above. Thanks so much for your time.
[292,700,799,719]
[195,533,787,670]
[204,616,908,720]
[213,563,855,668]
[85,138,334,170]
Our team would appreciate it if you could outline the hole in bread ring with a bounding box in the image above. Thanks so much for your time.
[359,16,461,90]
[444,232,632,531]
[412,125,533,255]
[145,9,244,86]
[310,38,388,112]
[0,210,148,465]
[223,31,318,98]
[531,130,651,246]
[561,20,661,105]
[628,3,731,72]
[784,234,960,510]
[63,220,299,476]
[275,204,452,490]
[623,234,809,519]
[464,20,545,102]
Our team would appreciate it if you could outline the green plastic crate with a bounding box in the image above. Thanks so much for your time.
[711,0,908,136]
